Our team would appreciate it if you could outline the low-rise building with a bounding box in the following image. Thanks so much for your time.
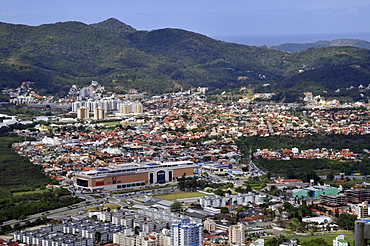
[320,194,346,207]
[346,189,370,204]
[73,160,198,191]
[199,192,260,208]
[333,235,349,246]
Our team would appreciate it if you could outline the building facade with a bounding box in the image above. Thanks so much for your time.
[356,201,369,219]
[333,235,348,246]
[170,219,203,246]
[229,223,246,246]
[320,194,346,207]
[73,161,198,191]
[93,107,105,120]
[346,189,370,203]
[199,192,260,208]
[77,107,89,120]
[203,218,217,232]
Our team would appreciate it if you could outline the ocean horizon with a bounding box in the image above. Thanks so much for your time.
[211,32,370,47]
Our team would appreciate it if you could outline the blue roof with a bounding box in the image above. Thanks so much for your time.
[146,163,160,166]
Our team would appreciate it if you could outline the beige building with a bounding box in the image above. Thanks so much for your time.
[133,102,143,114]
[93,107,105,120]
[203,218,217,232]
[114,231,170,246]
[356,201,369,219]
[74,160,198,191]
[77,107,89,120]
[119,101,144,114]
[229,223,246,246]
[119,103,130,114]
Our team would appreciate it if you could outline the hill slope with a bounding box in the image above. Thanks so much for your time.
[1,19,370,100]
[270,39,370,52]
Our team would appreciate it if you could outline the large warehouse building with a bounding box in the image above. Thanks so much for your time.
[73,161,198,191]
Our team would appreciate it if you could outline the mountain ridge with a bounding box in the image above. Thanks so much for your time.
[270,38,370,52]
[1,19,370,102]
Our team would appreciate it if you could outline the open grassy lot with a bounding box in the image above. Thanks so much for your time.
[12,188,48,196]
[88,203,121,211]
[296,234,354,245]
[154,191,210,201]
[101,121,122,126]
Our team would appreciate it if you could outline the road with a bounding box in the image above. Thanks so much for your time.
[1,200,97,226]
[2,164,265,227]
[4,185,183,225]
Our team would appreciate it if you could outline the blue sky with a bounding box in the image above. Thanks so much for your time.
[1,0,369,40]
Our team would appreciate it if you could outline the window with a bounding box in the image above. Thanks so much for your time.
[77,179,88,187]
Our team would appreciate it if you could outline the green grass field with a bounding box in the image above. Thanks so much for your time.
[154,191,210,201]
[13,188,47,196]
[101,121,122,126]
[296,234,354,245]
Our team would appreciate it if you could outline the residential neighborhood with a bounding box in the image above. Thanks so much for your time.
[1,82,370,246]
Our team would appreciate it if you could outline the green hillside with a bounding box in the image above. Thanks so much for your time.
[1,18,370,100]
[270,38,370,52]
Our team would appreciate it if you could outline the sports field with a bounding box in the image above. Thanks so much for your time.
[154,191,209,201]
[295,234,353,245]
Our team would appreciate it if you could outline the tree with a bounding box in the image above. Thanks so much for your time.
[301,238,329,246]
[171,201,182,213]
[327,174,335,181]
[332,213,357,230]
[94,231,101,244]
[265,235,288,246]
[134,226,141,235]
[213,189,226,196]
[177,173,186,191]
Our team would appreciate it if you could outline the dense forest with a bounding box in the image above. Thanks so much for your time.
[1,19,370,101]
[236,134,370,178]
[0,127,82,223]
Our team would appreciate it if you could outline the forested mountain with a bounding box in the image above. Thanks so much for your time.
[1,18,370,101]
[270,39,370,53]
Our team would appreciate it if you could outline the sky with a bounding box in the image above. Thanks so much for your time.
[1,0,370,45]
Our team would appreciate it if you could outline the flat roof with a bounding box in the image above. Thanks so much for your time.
[76,160,196,178]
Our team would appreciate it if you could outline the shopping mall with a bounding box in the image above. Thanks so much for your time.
[73,161,198,191]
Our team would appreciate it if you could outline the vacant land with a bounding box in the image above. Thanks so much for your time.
[0,134,83,222]
[13,188,48,196]
[154,191,210,201]
[296,234,354,245]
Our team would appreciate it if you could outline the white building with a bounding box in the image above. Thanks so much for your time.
[200,192,260,208]
[250,239,264,246]
[10,95,35,105]
[170,218,203,246]
[41,136,60,146]
[333,235,348,246]
[72,101,82,112]
[114,230,170,246]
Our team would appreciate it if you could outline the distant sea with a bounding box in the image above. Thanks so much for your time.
[211,32,370,47]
